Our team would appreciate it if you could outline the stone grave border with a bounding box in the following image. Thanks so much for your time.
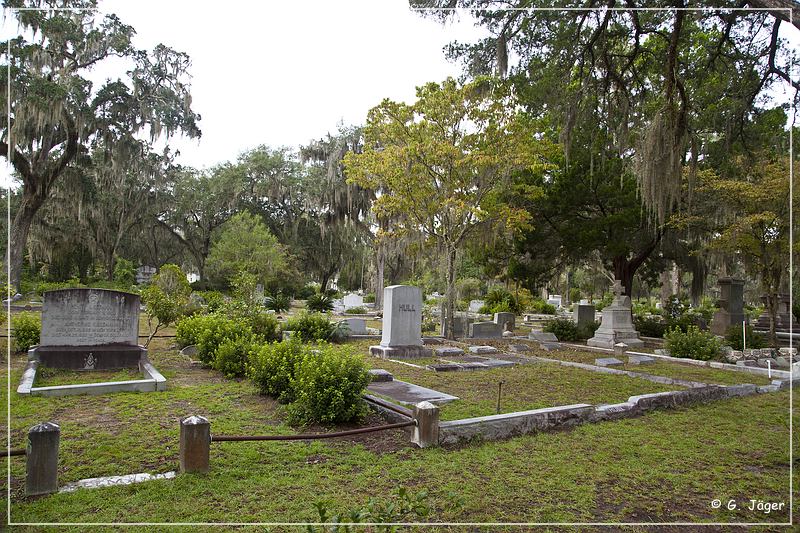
[365,337,793,446]
[18,346,166,397]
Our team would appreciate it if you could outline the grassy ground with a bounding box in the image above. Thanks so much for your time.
[2,331,797,529]
[469,338,773,386]
[350,347,678,421]
[34,367,144,387]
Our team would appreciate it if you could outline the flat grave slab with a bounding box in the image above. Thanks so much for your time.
[469,345,498,354]
[369,369,394,382]
[507,344,531,353]
[367,379,458,405]
[628,355,655,365]
[595,357,624,367]
[435,346,465,357]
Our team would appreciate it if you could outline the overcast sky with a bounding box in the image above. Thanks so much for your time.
[2,1,797,181]
[95,0,487,170]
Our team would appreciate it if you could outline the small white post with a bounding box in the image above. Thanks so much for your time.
[742,320,746,352]
[767,359,772,379]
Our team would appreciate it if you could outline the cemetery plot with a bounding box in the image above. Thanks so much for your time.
[354,349,680,421]
[32,367,143,388]
[460,339,774,386]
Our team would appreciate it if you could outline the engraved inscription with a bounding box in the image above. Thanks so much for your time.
[398,304,417,312]
[41,289,139,346]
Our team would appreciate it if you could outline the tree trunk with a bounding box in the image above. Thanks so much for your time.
[320,273,330,293]
[612,256,635,298]
[105,250,115,281]
[9,193,45,289]
[375,244,385,310]
[445,245,457,340]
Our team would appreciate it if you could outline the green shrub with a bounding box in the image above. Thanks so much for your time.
[634,316,667,338]
[286,344,370,425]
[306,293,334,312]
[724,324,767,350]
[247,339,306,401]
[196,316,253,364]
[568,288,581,304]
[543,317,580,341]
[12,312,41,352]
[247,311,281,343]
[175,314,217,347]
[296,284,319,300]
[264,292,292,313]
[198,291,225,312]
[579,320,600,339]
[594,292,613,312]
[664,325,723,361]
[214,336,258,378]
[482,287,523,315]
[363,293,375,303]
[284,312,337,342]
[344,306,367,315]
[36,279,86,296]
[528,299,556,315]
[113,258,136,287]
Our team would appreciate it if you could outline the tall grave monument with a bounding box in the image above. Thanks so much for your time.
[587,280,644,349]
[370,285,428,358]
[710,277,746,336]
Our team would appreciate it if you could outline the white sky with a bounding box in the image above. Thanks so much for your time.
[97,0,487,169]
[1,2,798,182]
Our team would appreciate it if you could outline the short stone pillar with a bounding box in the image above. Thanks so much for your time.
[614,342,629,356]
[180,415,210,473]
[26,422,60,496]
[411,401,439,448]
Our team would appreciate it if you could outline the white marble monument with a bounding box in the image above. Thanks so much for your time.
[586,280,643,349]
[370,285,428,358]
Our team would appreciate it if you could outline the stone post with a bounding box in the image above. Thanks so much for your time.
[411,401,439,448]
[26,422,60,496]
[180,415,210,473]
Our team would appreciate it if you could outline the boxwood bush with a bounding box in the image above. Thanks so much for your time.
[543,317,580,341]
[724,324,767,350]
[11,312,41,352]
[247,339,306,402]
[664,325,723,361]
[634,316,668,338]
[214,336,258,378]
[283,312,338,342]
[286,344,370,425]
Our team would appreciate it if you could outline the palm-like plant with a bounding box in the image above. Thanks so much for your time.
[306,293,334,313]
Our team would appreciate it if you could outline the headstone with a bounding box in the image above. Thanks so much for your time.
[595,357,624,367]
[440,304,473,338]
[493,312,515,331]
[468,300,485,313]
[586,280,644,349]
[339,318,367,335]
[754,294,799,333]
[613,342,628,356]
[573,304,596,328]
[547,294,562,308]
[31,288,146,370]
[710,278,746,336]
[370,285,428,358]
[628,354,655,365]
[468,321,503,339]
[343,293,365,310]
[528,330,561,350]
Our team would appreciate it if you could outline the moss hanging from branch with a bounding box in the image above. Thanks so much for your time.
[634,101,687,226]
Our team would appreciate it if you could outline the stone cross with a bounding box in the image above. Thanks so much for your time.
[612,279,625,297]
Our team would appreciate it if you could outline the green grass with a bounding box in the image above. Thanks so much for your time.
[34,366,144,387]
[2,337,797,528]
[465,338,773,386]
